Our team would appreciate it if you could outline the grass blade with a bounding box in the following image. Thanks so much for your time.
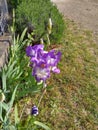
[15,104,19,125]
[0,103,3,121]
[34,121,51,130]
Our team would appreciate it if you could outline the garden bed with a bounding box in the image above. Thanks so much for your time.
[0,0,98,130]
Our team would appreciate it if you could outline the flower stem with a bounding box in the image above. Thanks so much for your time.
[46,34,50,45]
[38,88,46,108]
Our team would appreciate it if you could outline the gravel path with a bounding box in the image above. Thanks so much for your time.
[51,0,98,35]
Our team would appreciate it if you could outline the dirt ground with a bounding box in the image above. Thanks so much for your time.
[51,0,98,36]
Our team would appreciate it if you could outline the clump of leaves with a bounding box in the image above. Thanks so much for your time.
[15,0,65,44]
[7,0,22,9]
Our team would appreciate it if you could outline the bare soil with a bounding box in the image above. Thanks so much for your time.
[52,0,98,36]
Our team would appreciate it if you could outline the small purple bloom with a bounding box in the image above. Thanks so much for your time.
[31,105,38,116]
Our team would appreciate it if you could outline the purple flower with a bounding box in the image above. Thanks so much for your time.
[31,105,38,116]
[26,44,61,83]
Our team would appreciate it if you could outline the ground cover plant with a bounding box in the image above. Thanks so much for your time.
[7,0,21,8]
[15,0,65,44]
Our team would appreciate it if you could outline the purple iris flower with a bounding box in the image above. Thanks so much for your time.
[26,44,61,83]
[31,105,38,116]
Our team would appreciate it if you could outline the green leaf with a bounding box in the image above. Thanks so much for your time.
[5,85,18,121]
[6,61,16,78]
[16,34,20,44]
[9,125,16,130]
[0,103,3,121]
[8,85,18,111]
[34,121,51,130]
[2,69,6,92]
[2,102,9,111]
[15,104,20,125]
[20,28,27,42]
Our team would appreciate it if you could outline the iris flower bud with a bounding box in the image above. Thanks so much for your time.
[31,105,38,116]
[40,38,44,44]
[47,18,52,34]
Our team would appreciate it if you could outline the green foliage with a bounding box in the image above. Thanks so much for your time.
[0,28,43,102]
[15,0,65,43]
[0,28,51,129]
[18,116,51,130]
[7,0,22,9]
[0,84,18,130]
[11,37,41,100]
